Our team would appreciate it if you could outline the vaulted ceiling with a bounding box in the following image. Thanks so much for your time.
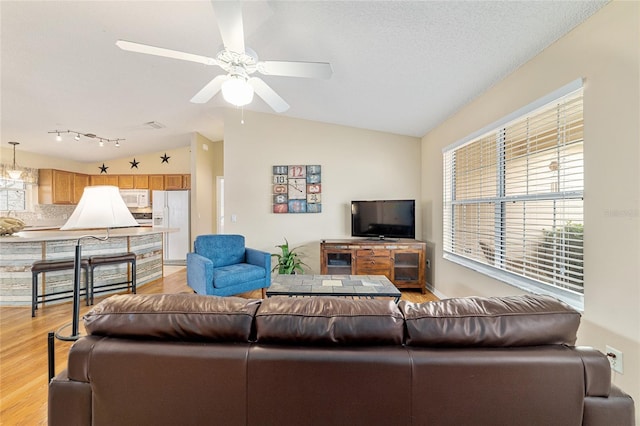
[1,1,607,162]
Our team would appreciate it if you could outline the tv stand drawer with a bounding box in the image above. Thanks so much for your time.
[356,249,390,258]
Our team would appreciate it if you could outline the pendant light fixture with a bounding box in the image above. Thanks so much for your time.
[7,142,22,180]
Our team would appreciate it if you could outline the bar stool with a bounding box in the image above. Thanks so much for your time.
[89,252,137,304]
[31,258,90,317]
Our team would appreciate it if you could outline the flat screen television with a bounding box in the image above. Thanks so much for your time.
[351,199,415,240]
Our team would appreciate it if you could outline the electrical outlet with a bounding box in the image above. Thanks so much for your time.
[606,346,623,374]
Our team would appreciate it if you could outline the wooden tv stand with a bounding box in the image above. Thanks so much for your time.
[320,239,426,293]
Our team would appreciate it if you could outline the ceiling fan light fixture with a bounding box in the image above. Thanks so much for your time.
[221,76,254,107]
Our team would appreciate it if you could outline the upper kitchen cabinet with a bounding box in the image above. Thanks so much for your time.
[134,175,149,189]
[90,175,118,186]
[182,174,191,189]
[164,174,183,190]
[149,175,165,191]
[73,173,90,204]
[39,169,74,204]
[118,175,134,189]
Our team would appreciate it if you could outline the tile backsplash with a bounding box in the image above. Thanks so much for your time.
[4,205,77,227]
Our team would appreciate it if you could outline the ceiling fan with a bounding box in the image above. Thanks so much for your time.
[116,1,332,113]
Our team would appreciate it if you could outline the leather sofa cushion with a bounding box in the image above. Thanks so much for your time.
[84,294,260,342]
[399,295,580,347]
[255,297,404,345]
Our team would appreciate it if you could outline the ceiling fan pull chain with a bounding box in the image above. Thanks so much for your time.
[241,106,245,125]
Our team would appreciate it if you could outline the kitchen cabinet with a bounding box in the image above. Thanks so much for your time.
[164,174,183,190]
[39,169,190,204]
[118,175,134,189]
[73,173,90,203]
[134,175,149,189]
[90,175,118,186]
[38,169,74,205]
[149,175,165,191]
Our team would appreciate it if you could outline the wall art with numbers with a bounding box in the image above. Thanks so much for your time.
[272,165,321,213]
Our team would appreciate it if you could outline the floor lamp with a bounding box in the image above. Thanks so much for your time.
[55,185,138,340]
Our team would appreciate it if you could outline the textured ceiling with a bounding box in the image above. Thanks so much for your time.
[1,1,607,162]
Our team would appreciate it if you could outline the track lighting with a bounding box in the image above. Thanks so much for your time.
[48,130,125,148]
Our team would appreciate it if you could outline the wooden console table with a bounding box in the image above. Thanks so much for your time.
[320,239,426,293]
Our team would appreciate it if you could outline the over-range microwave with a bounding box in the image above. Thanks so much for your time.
[119,189,150,208]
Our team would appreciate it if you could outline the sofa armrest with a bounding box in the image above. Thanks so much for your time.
[187,252,214,294]
[245,248,272,288]
[48,370,92,426]
[575,346,611,397]
[583,385,636,426]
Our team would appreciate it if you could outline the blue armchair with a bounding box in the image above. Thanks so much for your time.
[186,234,271,297]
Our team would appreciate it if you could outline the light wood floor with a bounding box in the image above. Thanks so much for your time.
[0,269,437,425]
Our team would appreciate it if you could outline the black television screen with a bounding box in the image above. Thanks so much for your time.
[351,200,415,240]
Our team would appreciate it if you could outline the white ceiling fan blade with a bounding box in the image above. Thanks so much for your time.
[211,1,245,54]
[258,61,333,79]
[191,75,229,104]
[249,77,290,113]
[116,40,217,66]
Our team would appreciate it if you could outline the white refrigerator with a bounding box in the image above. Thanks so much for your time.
[152,190,190,265]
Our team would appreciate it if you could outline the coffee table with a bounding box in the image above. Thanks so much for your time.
[266,274,401,302]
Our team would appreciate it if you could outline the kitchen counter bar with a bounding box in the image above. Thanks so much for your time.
[0,227,169,306]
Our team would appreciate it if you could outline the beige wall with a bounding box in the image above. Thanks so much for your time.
[223,109,421,273]
[190,133,223,241]
[85,146,190,174]
[0,145,190,175]
[0,146,88,173]
[421,1,639,412]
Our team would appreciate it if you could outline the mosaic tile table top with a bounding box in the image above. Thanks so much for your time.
[267,274,401,302]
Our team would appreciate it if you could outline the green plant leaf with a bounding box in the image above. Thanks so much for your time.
[271,237,309,274]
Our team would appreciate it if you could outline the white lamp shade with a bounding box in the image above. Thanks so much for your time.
[60,185,138,230]
[221,76,254,107]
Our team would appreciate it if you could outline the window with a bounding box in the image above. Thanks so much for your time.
[0,178,27,211]
[443,80,584,309]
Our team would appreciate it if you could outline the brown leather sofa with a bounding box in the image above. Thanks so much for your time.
[48,293,635,425]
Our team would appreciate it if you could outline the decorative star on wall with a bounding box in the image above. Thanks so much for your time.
[160,153,170,163]
[99,163,108,174]
[129,158,140,169]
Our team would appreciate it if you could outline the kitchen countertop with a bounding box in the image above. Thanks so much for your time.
[2,226,176,242]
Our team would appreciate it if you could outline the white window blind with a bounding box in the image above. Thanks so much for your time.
[443,81,584,308]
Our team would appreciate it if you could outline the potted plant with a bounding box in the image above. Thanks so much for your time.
[271,238,308,274]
